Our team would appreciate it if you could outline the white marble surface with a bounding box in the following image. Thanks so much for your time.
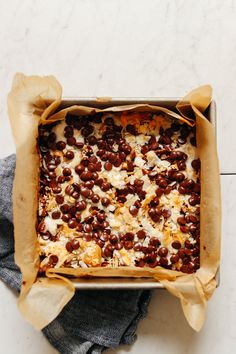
[0,0,235,353]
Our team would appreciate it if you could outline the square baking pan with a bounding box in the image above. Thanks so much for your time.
[57,97,218,289]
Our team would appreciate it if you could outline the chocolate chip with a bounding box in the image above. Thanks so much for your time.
[124,241,134,250]
[164,186,172,195]
[57,175,65,184]
[149,237,160,247]
[100,233,109,242]
[62,213,71,222]
[96,149,105,157]
[51,211,61,219]
[84,180,94,189]
[81,125,94,137]
[159,135,171,145]
[108,234,117,245]
[75,142,84,149]
[63,168,72,176]
[191,159,200,171]
[175,172,185,182]
[189,215,198,223]
[124,232,134,241]
[48,171,56,179]
[134,179,144,187]
[56,141,66,151]
[104,161,112,171]
[66,242,73,253]
[101,182,110,192]
[97,213,106,222]
[47,132,56,143]
[108,152,117,164]
[178,185,186,194]
[177,216,186,225]
[65,150,74,159]
[88,155,97,163]
[127,161,134,172]
[67,137,76,146]
[101,221,109,229]
[150,197,159,207]
[60,204,70,213]
[147,246,156,253]
[155,187,164,197]
[97,240,105,248]
[178,248,186,258]
[141,145,149,154]
[49,255,58,265]
[158,247,168,257]
[101,197,110,207]
[52,185,62,194]
[180,225,189,233]
[47,163,56,172]
[91,172,99,181]
[189,224,197,235]
[80,186,90,197]
[100,153,109,161]
[93,163,101,173]
[120,143,131,155]
[81,157,90,166]
[192,247,200,257]
[150,141,159,150]
[134,200,141,208]
[72,191,80,199]
[87,135,97,145]
[137,230,146,239]
[84,233,92,242]
[159,257,169,267]
[37,220,47,233]
[65,184,74,195]
[188,194,200,206]
[185,240,194,249]
[115,242,123,250]
[148,208,160,222]
[80,171,93,181]
[178,137,186,144]
[88,163,96,172]
[84,224,93,232]
[103,244,114,257]
[56,195,64,204]
[92,194,100,203]
[76,200,87,211]
[129,205,138,216]
[177,160,186,170]
[71,239,80,250]
[75,212,81,221]
[69,206,76,216]
[68,219,78,229]
[157,178,168,188]
[92,220,100,229]
[134,242,143,251]
[193,183,200,193]
[170,254,180,264]
[172,240,181,249]
[114,158,122,167]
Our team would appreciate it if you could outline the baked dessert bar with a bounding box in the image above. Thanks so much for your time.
[37,111,200,274]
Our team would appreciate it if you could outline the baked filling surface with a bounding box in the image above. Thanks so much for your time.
[37,112,200,274]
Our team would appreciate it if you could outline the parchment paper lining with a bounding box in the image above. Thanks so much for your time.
[8,74,220,331]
